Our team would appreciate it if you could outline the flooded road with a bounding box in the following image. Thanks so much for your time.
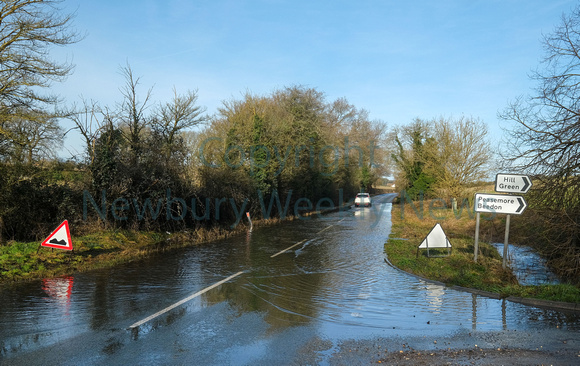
[1,194,579,365]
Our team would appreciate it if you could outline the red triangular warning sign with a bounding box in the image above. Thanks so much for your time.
[41,220,73,251]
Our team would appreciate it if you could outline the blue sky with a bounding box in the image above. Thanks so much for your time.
[53,0,577,157]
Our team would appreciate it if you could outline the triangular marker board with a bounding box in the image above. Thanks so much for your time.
[418,223,451,249]
[41,220,73,251]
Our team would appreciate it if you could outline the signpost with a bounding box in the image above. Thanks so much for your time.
[474,193,527,215]
[495,173,532,194]
[474,174,531,268]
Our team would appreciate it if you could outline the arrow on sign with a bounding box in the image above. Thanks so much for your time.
[474,193,527,215]
[495,174,532,194]
[522,177,531,192]
[515,197,525,213]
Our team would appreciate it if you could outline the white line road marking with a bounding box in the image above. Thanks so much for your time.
[271,239,308,258]
[317,225,333,234]
[271,219,342,258]
[130,217,347,329]
[129,271,245,329]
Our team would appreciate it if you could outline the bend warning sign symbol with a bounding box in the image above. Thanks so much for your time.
[41,220,73,251]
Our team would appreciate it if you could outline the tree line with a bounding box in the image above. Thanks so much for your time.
[0,2,390,242]
[1,68,388,241]
[2,1,580,284]
[0,0,501,244]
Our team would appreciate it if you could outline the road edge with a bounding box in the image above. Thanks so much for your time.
[383,254,580,313]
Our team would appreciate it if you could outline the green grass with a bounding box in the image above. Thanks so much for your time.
[385,203,580,304]
[0,227,230,283]
[0,213,275,284]
[491,283,580,303]
[0,231,146,282]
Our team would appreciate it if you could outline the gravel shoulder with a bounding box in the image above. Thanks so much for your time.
[321,329,580,365]
[375,347,578,365]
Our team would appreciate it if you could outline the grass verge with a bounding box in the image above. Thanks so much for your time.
[0,222,257,284]
[0,230,166,283]
[385,202,580,304]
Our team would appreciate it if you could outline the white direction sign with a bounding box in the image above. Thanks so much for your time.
[495,173,532,194]
[475,193,527,215]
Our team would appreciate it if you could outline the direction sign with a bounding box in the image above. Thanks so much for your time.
[495,173,532,194]
[474,193,527,215]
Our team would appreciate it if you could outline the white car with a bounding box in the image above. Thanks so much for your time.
[354,193,372,207]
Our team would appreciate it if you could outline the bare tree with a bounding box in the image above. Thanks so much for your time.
[65,99,104,164]
[500,6,580,208]
[429,116,491,201]
[326,97,357,131]
[390,117,491,201]
[118,64,153,159]
[0,0,80,135]
[5,112,62,163]
[500,6,580,281]
[153,87,207,155]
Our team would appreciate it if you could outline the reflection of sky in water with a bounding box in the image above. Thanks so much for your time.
[318,273,580,342]
[492,243,560,285]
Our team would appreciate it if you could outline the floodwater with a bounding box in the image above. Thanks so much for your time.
[0,194,579,365]
[491,242,560,285]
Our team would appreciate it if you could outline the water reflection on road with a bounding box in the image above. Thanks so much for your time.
[0,194,579,364]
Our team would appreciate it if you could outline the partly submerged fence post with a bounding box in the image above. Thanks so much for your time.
[246,212,253,232]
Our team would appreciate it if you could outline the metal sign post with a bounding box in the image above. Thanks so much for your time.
[474,212,480,262]
[503,214,511,269]
[474,174,531,264]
